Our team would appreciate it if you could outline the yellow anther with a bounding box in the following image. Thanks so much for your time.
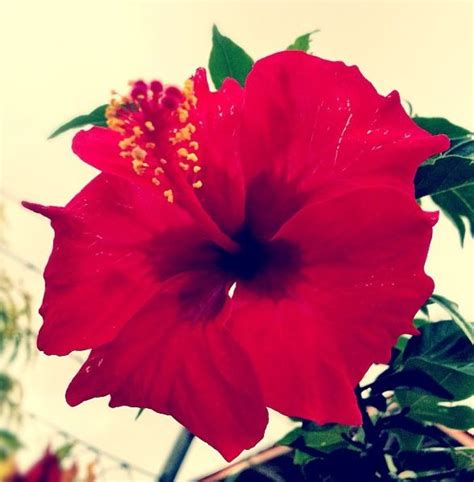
[188,95,197,106]
[189,141,199,150]
[133,126,144,137]
[119,136,136,149]
[179,162,190,171]
[145,142,156,149]
[145,121,155,131]
[120,151,131,158]
[177,108,189,123]
[132,159,149,175]
[183,79,194,95]
[164,189,174,203]
[187,153,198,163]
[188,123,196,133]
[177,147,189,158]
[132,146,147,160]
[154,167,164,175]
[192,180,203,189]
[193,165,201,173]
[152,177,161,186]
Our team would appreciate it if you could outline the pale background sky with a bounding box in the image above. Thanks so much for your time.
[1,0,473,480]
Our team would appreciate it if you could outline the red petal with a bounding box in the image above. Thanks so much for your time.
[24,174,201,355]
[229,186,435,424]
[72,127,147,182]
[240,51,448,238]
[190,69,246,236]
[25,449,61,482]
[66,282,268,461]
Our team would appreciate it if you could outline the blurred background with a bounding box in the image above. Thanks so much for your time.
[1,0,473,480]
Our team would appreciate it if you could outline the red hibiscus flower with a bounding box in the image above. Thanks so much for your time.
[25,51,448,461]
[8,449,62,482]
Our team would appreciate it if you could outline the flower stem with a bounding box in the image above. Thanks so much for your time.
[158,428,195,482]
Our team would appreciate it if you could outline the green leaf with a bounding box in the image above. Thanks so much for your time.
[415,155,474,199]
[397,319,474,400]
[413,116,474,242]
[429,295,474,344]
[432,187,474,245]
[302,423,352,453]
[287,29,319,52]
[55,442,75,460]
[413,117,472,139]
[208,25,254,89]
[135,408,145,420]
[278,427,303,446]
[48,104,108,139]
[396,390,474,430]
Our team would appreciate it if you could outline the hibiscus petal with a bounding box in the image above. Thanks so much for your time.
[190,69,246,236]
[72,126,149,183]
[24,173,201,355]
[240,51,448,238]
[229,186,435,424]
[66,281,268,461]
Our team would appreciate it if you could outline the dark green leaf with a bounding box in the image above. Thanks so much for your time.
[395,319,474,400]
[412,116,473,242]
[432,187,474,245]
[48,104,108,139]
[413,117,471,138]
[208,25,253,89]
[396,390,474,430]
[287,29,319,52]
[135,408,145,420]
[415,155,474,199]
[429,295,474,343]
[278,427,303,446]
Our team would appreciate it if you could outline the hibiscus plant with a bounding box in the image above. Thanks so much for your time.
[27,27,473,481]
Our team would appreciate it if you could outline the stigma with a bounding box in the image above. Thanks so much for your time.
[105,78,202,203]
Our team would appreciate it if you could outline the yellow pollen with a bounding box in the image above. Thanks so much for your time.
[193,165,201,173]
[145,121,155,131]
[177,108,189,123]
[119,136,136,149]
[152,178,161,186]
[177,148,188,157]
[132,146,147,160]
[179,162,190,171]
[154,167,164,175]
[120,151,131,158]
[132,159,149,175]
[164,189,174,203]
[192,180,203,189]
[188,123,196,133]
[187,153,198,163]
[133,126,144,137]
[189,141,199,150]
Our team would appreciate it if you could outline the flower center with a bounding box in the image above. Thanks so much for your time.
[216,227,302,295]
[106,79,239,253]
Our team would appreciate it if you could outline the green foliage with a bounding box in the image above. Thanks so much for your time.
[413,117,471,139]
[279,319,474,481]
[287,30,319,52]
[0,429,22,460]
[55,442,75,460]
[0,372,22,420]
[428,294,474,343]
[209,25,254,89]
[413,116,474,243]
[0,273,34,363]
[48,104,108,139]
